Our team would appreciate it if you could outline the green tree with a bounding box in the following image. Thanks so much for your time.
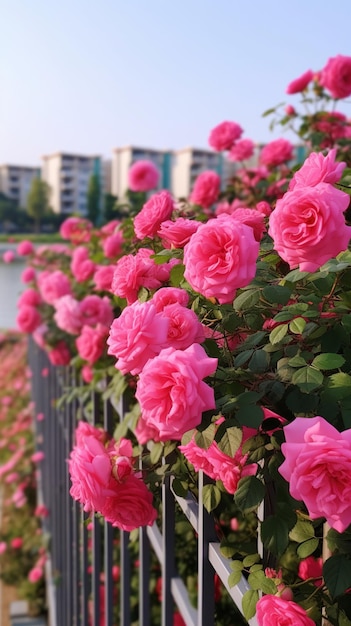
[103,193,118,222]
[87,174,101,225]
[27,178,50,233]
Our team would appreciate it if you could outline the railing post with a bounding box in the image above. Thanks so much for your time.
[197,471,216,626]
[162,473,175,626]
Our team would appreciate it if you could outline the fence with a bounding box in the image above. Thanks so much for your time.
[28,338,259,626]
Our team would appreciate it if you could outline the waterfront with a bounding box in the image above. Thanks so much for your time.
[0,246,25,329]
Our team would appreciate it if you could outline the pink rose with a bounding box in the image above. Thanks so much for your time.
[47,341,71,366]
[2,250,15,263]
[17,289,41,308]
[183,215,259,304]
[255,200,272,216]
[135,344,217,441]
[81,365,94,383]
[59,216,93,243]
[21,267,36,283]
[76,324,109,364]
[128,160,160,192]
[157,217,201,249]
[161,303,205,350]
[17,240,34,255]
[28,567,43,583]
[190,171,221,208]
[286,69,313,94]
[259,138,294,167]
[37,270,72,305]
[102,231,123,258]
[285,104,296,116]
[54,295,83,334]
[111,248,175,304]
[79,295,113,328]
[319,54,351,99]
[16,305,42,333]
[107,300,169,375]
[231,208,266,241]
[228,138,255,162]
[268,183,351,272]
[71,246,96,282]
[279,416,351,532]
[312,111,351,147]
[208,121,243,151]
[134,190,175,239]
[93,265,115,291]
[0,542,7,554]
[152,287,189,310]
[98,473,157,531]
[11,537,23,549]
[256,595,315,626]
[289,149,346,190]
[298,556,323,587]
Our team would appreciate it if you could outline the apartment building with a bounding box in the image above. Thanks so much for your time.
[111,146,172,199]
[0,165,40,207]
[172,147,236,199]
[41,152,103,215]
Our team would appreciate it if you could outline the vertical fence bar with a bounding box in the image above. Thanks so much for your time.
[120,530,131,626]
[139,521,151,626]
[91,391,101,626]
[197,471,216,626]
[162,473,175,626]
[103,392,115,626]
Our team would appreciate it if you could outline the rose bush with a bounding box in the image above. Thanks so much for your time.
[17,52,351,625]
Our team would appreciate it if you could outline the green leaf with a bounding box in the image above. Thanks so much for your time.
[194,423,216,449]
[263,285,292,305]
[236,405,264,428]
[230,559,244,571]
[170,263,185,287]
[172,478,189,498]
[289,317,306,334]
[288,355,307,368]
[261,506,297,557]
[202,484,221,513]
[248,349,270,373]
[243,553,260,567]
[233,289,260,311]
[323,554,351,599]
[270,324,289,345]
[234,350,253,368]
[297,537,319,558]
[149,442,164,464]
[283,269,309,282]
[242,589,259,621]
[248,569,277,594]
[327,528,351,555]
[326,373,351,400]
[311,353,346,370]
[234,476,265,513]
[228,570,244,587]
[289,520,315,543]
[292,366,324,392]
[216,426,243,457]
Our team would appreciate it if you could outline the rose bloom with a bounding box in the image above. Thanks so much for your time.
[17,288,41,308]
[134,190,175,239]
[21,267,36,283]
[128,160,160,192]
[158,217,201,249]
[285,104,296,116]
[256,200,272,216]
[47,341,71,366]
[17,240,34,255]
[107,300,169,375]
[111,248,175,304]
[59,216,93,243]
[54,295,83,335]
[93,265,115,291]
[28,567,43,583]
[228,138,255,162]
[259,138,294,167]
[76,324,109,365]
[71,246,96,282]
[289,149,346,190]
[319,54,351,99]
[3,250,15,263]
[16,305,42,333]
[312,111,351,147]
[102,231,124,258]
[81,364,94,383]
[268,183,351,272]
[256,595,315,626]
[279,416,351,532]
[231,208,266,242]
[161,302,205,350]
[190,171,221,208]
[208,120,243,151]
[183,214,259,304]
[11,537,23,549]
[152,287,189,311]
[37,270,72,304]
[98,472,157,531]
[135,343,217,441]
[298,556,323,587]
[286,69,313,94]
[79,295,113,328]
[0,542,6,554]
[100,219,120,235]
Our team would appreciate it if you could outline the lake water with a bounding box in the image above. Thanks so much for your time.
[0,246,25,329]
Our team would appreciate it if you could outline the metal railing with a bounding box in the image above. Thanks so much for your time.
[28,339,258,626]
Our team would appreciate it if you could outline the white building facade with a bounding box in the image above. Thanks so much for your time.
[0,165,40,207]
[41,152,103,215]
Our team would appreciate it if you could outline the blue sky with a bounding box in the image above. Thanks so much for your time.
[1,0,351,165]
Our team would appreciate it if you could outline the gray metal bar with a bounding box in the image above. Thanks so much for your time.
[197,471,216,626]
[139,525,151,626]
[162,474,175,626]
[120,531,131,626]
